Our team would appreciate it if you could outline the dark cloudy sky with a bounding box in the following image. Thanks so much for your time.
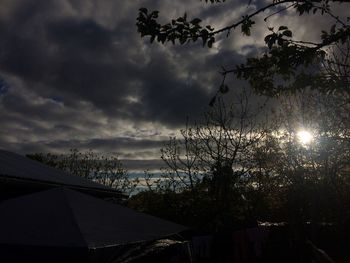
[0,0,338,169]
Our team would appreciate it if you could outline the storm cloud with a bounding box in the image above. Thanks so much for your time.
[0,0,339,170]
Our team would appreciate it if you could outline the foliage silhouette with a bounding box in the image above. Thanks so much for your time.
[130,90,350,233]
[137,0,350,96]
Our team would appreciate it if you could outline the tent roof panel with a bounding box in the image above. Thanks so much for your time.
[0,149,119,195]
[0,188,186,248]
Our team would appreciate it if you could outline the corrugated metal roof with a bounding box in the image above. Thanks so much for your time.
[0,149,120,194]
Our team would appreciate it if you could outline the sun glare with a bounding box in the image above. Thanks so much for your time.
[297,130,313,145]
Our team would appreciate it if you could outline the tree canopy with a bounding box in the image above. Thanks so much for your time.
[27,149,137,196]
[137,0,350,96]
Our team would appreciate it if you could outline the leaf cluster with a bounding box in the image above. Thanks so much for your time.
[137,0,350,95]
[137,8,215,47]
